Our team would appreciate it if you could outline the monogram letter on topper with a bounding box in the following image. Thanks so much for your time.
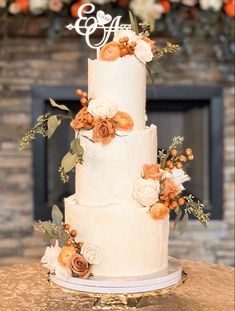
[66,3,131,50]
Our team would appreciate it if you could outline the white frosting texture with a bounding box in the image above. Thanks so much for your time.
[65,195,169,277]
[88,56,146,130]
[76,125,157,207]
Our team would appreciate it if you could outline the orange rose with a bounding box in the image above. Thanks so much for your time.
[150,203,169,220]
[70,107,94,131]
[93,119,115,144]
[70,253,91,279]
[143,164,164,181]
[71,0,83,18]
[224,0,235,17]
[141,37,157,53]
[160,0,170,13]
[58,246,76,267]
[15,0,29,12]
[161,178,182,198]
[99,42,121,61]
[113,111,133,131]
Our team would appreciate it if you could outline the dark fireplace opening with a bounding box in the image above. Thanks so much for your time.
[32,85,223,221]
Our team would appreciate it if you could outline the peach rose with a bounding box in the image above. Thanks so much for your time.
[141,37,157,54]
[150,203,169,220]
[99,42,121,61]
[70,253,91,279]
[70,107,94,131]
[93,119,115,144]
[161,178,182,198]
[113,111,133,131]
[58,246,76,267]
[143,164,164,181]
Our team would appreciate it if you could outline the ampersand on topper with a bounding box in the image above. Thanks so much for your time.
[66,3,131,50]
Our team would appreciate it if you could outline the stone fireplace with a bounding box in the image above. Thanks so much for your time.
[0,38,233,266]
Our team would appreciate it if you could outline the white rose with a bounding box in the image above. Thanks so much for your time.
[152,4,164,20]
[41,240,62,272]
[88,98,117,119]
[81,244,102,265]
[130,0,155,24]
[164,167,190,191]
[29,0,48,14]
[54,260,72,280]
[113,30,138,43]
[133,178,160,207]
[134,39,154,64]
[200,0,222,11]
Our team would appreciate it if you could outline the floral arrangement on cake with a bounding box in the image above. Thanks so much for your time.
[35,205,102,280]
[99,14,180,76]
[133,136,209,232]
[20,90,133,182]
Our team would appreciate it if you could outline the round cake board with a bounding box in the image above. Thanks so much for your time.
[50,257,182,294]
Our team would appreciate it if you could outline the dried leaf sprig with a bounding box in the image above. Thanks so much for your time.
[19,113,51,150]
[155,42,180,61]
[173,195,209,234]
[185,195,209,227]
[139,22,151,37]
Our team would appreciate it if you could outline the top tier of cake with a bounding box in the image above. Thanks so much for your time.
[88,55,146,130]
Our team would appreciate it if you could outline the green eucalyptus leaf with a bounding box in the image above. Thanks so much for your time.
[180,210,189,234]
[51,205,63,226]
[61,151,78,174]
[59,231,70,247]
[42,232,52,246]
[42,222,59,238]
[129,10,139,35]
[149,58,165,75]
[71,138,84,157]
[47,115,61,139]
[49,98,70,111]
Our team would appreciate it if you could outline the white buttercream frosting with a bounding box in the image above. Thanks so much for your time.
[65,195,169,277]
[76,125,157,207]
[88,56,146,130]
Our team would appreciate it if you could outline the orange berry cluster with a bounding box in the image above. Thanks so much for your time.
[160,194,185,210]
[63,223,83,250]
[165,147,194,170]
[118,37,137,57]
[76,89,88,107]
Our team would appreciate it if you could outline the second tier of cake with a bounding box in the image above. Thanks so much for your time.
[76,125,157,206]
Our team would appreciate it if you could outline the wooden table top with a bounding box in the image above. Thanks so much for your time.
[0,260,234,311]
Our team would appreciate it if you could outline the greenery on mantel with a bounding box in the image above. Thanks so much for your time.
[0,1,234,64]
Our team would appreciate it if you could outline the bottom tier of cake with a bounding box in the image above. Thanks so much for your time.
[65,195,169,278]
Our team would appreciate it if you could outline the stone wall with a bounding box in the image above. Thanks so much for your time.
[0,38,234,266]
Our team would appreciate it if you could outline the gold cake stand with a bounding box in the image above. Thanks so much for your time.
[49,257,187,310]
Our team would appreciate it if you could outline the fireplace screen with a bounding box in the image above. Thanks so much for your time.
[32,85,223,221]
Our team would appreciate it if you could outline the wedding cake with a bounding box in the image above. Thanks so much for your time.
[20,7,208,291]
[65,54,169,277]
